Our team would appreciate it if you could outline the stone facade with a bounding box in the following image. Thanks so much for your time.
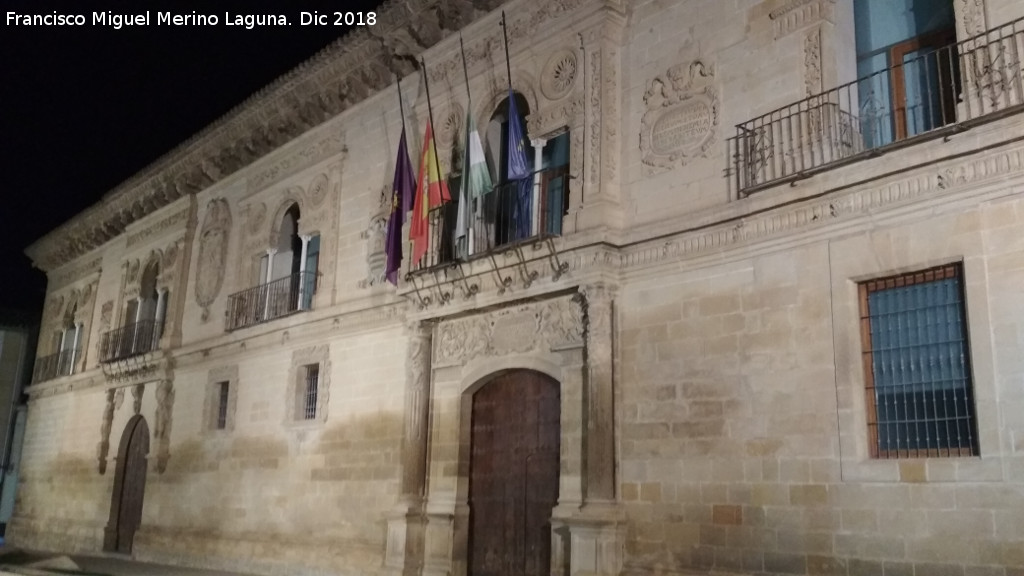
[12,0,1024,575]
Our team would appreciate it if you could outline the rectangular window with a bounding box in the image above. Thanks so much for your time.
[859,263,978,458]
[303,364,319,420]
[853,0,958,147]
[216,381,230,430]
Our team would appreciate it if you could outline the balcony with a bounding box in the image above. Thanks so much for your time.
[100,319,163,363]
[225,271,316,331]
[32,349,79,383]
[731,17,1024,195]
[411,166,570,273]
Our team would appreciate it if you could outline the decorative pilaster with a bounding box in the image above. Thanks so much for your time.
[97,389,116,475]
[154,380,175,474]
[563,283,625,576]
[384,321,433,575]
[579,283,616,503]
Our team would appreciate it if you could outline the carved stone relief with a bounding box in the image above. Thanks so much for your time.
[960,0,986,36]
[195,198,232,322]
[640,60,719,173]
[306,173,330,209]
[97,389,115,474]
[154,380,175,473]
[804,27,823,96]
[131,384,143,415]
[433,296,584,366]
[541,49,579,101]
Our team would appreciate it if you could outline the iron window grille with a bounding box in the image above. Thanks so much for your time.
[302,364,320,421]
[858,263,978,458]
[216,381,230,430]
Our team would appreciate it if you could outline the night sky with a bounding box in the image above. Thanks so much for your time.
[0,0,378,314]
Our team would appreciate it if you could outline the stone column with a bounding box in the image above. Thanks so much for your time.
[385,321,433,575]
[69,322,83,374]
[531,137,547,236]
[298,234,311,310]
[155,288,168,343]
[263,248,277,320]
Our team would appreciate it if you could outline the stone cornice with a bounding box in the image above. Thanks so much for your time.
[26,0,574,273]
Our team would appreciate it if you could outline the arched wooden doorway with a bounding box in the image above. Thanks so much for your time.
[468,370,560,576]
[103,415,149,554]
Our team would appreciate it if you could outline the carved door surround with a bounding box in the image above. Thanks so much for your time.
[386,285,625,576]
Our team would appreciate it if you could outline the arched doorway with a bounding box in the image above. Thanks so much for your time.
[468,370,560,576]
[104,415,150,554]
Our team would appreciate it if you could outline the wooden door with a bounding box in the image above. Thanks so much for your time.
[106,415,149,554]
[468,371,560,576]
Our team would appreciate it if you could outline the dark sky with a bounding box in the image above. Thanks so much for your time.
[0,0,378,313]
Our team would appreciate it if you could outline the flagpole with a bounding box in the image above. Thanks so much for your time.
[420,57,446,266]
[458,35,475,256]
[396,76,407,138]
[500,11,513,93]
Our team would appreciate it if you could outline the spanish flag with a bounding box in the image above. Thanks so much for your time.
[410,121,451,266]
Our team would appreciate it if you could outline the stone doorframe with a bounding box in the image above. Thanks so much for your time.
[385,285,625,576]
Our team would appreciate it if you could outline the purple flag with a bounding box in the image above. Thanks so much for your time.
[385,127,415,285]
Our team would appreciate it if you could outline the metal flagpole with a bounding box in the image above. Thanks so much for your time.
[501,12,513,93]
[459,34,475,255]
[421,57,446,265]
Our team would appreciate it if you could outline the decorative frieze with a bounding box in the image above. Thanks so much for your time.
[768,0,835,39]
[49,256,102,291]
[433,296,584,367]
[247,134,346,195]
[125,208,189,248]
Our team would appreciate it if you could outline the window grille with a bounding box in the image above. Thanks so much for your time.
[859,263,978,458]
[216,381,230,430]
[303,364,319,420]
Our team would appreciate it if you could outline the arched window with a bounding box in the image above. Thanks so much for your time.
[482,92,535,248]
[54,302,80,376]
[111,260,167,361]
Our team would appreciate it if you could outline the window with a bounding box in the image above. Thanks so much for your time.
[854,0,959,147]
[858,263,978,458]
[301,364,320,421]
[216,381,230,430]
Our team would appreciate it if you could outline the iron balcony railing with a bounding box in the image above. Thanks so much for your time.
[100,319,163,363]
[225,271,316,331]
[731,17,1024,195]
[32,348,79,383]
[411,166,570,273]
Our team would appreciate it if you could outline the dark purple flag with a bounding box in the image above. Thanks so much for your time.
[385,127,415,285]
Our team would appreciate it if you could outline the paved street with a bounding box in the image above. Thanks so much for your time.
[0,548,257,576]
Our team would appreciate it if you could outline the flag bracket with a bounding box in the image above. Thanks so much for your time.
[450,262,479,300]
[486,252,514,295]
[543,237,570,281]
[404,272,433,310]
[430,269,453,306]
[510,245,540,289]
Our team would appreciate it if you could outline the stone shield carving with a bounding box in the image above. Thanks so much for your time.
[640,60,719,173]
[195,198,232,322]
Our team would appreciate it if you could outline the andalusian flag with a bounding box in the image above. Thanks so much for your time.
[455,113,492,256]
[410,121,451,266]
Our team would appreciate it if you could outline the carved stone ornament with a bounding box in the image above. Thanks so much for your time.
[540,49,579,101]
[131,384,144,415]
[195,198,232,322]
[97,389,116,475]
[306,173,329,208]
[640,60,719,173]
[433,296,584,366]
[154,380,175,473]
[438,103,464,154]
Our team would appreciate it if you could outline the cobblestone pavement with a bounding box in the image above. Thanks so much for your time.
[0,548,258,576]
